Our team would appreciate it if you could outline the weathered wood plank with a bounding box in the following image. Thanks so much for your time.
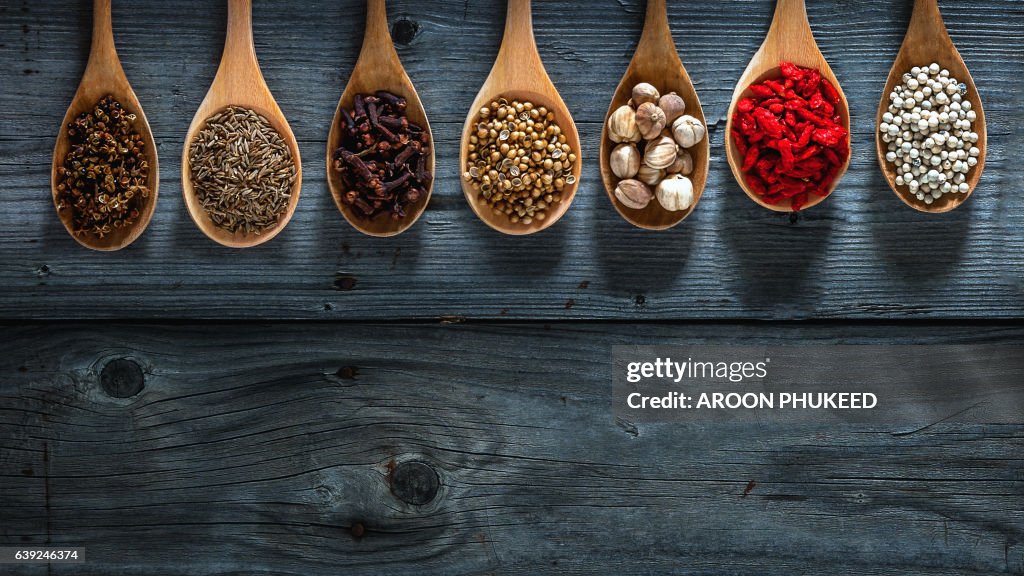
[0,0,1023,320]
[0,323,1021,574]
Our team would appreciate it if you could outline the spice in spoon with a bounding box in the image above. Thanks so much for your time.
[55,95,151,238]
[188,106,296,235]
[463,97,577,226]
[332,91,432,221]
[879,63,980,205]
[606,82,703,212]
[731,62,849,211]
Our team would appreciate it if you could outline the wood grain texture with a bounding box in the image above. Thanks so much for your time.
[1,0,1023,319]
[0,322,1021,575]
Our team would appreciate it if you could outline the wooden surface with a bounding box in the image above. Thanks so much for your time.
[2,2,1023,570]
[0,322,1021,575]
[0,0,1021,319]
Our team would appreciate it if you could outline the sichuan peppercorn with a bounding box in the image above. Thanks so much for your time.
[55,95,150,238]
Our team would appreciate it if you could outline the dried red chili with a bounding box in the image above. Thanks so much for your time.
[731,62,849,211]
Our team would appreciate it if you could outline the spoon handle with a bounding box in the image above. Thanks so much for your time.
[913,0,943,20]
[364,0,390,47]
[87,0,117,69]
[772,0,807,22]
[637,0,672,55]
[909,0,949,41]
[494,0,544,81]
[221,0,259,75]
[766,0,815,50]
[356,0,402,73]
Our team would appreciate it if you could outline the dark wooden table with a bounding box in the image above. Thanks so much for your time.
[1,1,1022,574]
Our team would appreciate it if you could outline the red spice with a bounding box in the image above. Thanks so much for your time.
[731,62,849,211]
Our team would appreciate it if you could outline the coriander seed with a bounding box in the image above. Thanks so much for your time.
[462,97,577,225]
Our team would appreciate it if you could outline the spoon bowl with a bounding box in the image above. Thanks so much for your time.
[459,0,581,236]
[725,0,851,212]
[51,0,159,251]
[875,0,985,213]
[182,0,302,248]
[327,0,434,237]
[599,0,708,230]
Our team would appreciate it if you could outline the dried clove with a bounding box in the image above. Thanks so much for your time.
[375,91,407,111]
[333,91,431,221]
[393,142,419,166]
[378,115,407,132]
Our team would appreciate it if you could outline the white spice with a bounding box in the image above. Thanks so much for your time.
[879,63,978,202]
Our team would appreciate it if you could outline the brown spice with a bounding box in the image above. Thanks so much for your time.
[188,106,296,235]
[55,95,150,238]
[332,92,431,221]
[462,97,577,226]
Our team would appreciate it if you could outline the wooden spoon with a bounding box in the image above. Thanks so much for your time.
[327,0,434,237]
[51,0,159,251]
[599,0,708,230]
[459,0,582,235]
[182,0,302,248]
[724,0,851,212]
[875,0,985,213]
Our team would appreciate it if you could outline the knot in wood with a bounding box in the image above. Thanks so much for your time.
[334,275,357,291]
[391,18,420,46]
[335,366,359,380]
[389,461,439,506]
[99,358,145,398]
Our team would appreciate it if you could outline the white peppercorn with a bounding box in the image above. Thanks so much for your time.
[879,63,979,203]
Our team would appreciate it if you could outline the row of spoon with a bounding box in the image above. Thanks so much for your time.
[609,0,984,229]
[52,0,986,250]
